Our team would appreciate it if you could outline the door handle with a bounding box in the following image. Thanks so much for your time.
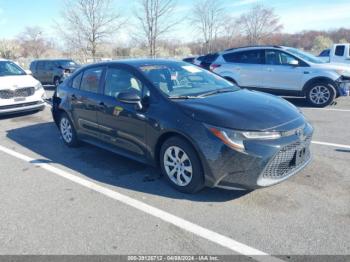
[267,68,273,72]
[98,102,107,110]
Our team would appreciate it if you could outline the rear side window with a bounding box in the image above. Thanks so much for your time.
[80,67,104,93]
[72,72,83,89]
[223,50,264,64]
[44,61,55,70]
[335,45,345,56]
[29,62,36,71]
[37,61,45,70]
[319,49,330,57]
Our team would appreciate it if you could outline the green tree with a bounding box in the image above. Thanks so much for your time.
[312,35,333,53]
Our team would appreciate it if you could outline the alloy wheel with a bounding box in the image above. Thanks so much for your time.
[60,117,73,143]
[163,146,193,187]
[309,85,331,105]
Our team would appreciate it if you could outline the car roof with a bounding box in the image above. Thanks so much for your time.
[31,59,74,62]
[0,58,9,62]
[221,45,286,54]
[85,58,187,68]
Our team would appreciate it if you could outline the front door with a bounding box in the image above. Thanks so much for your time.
[97,66,149,157]
[260,50,304,91]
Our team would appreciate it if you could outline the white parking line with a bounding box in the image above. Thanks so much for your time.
[302,107,350,112]
[0,145,282,262]
[312,141,350,149]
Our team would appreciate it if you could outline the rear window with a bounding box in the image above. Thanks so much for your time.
[335,45,345,56]
[223,50,264,64]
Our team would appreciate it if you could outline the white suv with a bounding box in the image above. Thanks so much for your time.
[0,59,46,115]
[211,46,350,107]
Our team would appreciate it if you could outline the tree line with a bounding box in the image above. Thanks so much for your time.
[0,0,349,64]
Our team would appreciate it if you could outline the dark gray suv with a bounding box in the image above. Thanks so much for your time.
[30,59,80,87]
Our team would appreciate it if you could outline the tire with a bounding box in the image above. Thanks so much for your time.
[53,77,61,88]
[160,136,205,194]
[306,81,336,107]
[59,112,79,147]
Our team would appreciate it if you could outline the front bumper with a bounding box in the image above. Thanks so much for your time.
[0,89,46,115]
[196,123,314,190]
[336,77,350,96]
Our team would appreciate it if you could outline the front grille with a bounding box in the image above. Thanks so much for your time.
[0,101,42,110]
[262,135,312,179]
[0,87,35,99]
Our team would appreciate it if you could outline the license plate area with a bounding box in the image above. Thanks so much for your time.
[292,147,306,166]
[14,97,26,102]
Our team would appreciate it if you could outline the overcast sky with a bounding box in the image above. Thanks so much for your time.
[0,0,350,43]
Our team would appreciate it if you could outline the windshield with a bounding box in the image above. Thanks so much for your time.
[0,61,26,77]
[286,48,325,64]
[138,62,239,98]
[57,60,78,67]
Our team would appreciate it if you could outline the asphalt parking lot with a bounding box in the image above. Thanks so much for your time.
[0,88,349,258]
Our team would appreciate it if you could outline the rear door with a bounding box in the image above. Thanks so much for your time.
[69,66,106,139]
[97,65,148,157]
[222,50,265,87]
[44,61,55,84]
[260,49,304,91]
[36,61,46,83]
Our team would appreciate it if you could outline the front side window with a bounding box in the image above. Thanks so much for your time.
[335,45,345,56]
[0,61,26,77]
[223,50,264,64]
[57,60,78,68]
[72,72,83,89]
[138,62,238,98]
[265,50,296,66]
[80,67,103,93]
[104,68,142,98]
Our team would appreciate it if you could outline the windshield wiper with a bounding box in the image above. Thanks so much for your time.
[168,95,198,100]
[197,88,236,98]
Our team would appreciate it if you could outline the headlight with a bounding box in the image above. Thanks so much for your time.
[207,125,282,152]
[34,82,43,91]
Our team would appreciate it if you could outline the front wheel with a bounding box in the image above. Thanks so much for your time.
[160,137,204,194]
[306,82,336,107]
[59,113,79,147]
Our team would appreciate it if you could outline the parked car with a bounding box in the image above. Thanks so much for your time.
[0,58,46,115]
[318,44,350,64]
[182,57,196,64]
[30,59,80,87]
[52,59,313,193]
[210,45,350,107]
[318,49,330,62]
[193,53,219,70]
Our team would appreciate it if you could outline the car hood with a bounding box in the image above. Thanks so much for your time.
[0,75,39,90]
[312,62,350,70]
[177,89,305,131]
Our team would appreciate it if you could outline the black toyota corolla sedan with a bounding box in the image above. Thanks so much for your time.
[52,59,313,193]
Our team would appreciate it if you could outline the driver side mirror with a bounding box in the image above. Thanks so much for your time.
[25,69,32,75]
[288,59,299,66]
[117,90,143,110]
